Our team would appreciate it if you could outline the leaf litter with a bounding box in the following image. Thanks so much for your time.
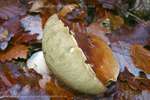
[0,0,149,99]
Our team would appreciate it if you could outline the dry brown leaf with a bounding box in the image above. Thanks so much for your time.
[130,44,150,73]
[0,0,27,20]
[119,67,150,91]
[34,1,58,26]
[95,12,124,30]
[108,14,124,30]
[0,62,73,99]
[0,63,47,97]
[0,44,28,62]
[108,22,150,45]
[12,33,37,44]
[111,68,150,100]
[45,80,74,100]
[0,33,37,62]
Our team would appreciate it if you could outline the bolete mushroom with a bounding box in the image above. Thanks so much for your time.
[42,14,119,94]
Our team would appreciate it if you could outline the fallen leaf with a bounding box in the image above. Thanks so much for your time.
[119,67,150,91]
[0,27,10,50]
[91,9,123,32]
[0,0,27,20]
[45,80,74,100]
[110,68,150,100]
[0,17,22,50]
[40,3,57,27]
[30,0,61,26]
[0,27,9,41]
[108,14,124,30]
[98,0,118,9]
[21,15,43,40]
[11,33,37,44]
[111,41,141,74]
[0,0,149,99]
[130,44,150,73]
[0,44,28,62]
[29,0,45,13]
[0,33,37,62]
[65,8,86,22]
[108,22,150,45]
[0,62,74,99]
[3,15,22,34]
[0,63,48,98]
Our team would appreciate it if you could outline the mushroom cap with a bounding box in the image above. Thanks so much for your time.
[42,14,119,94]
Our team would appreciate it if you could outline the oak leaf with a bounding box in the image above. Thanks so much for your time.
[0,44,28,62]
[0,63,47,98]
[0,63,73,99]
[0,33,37,62]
